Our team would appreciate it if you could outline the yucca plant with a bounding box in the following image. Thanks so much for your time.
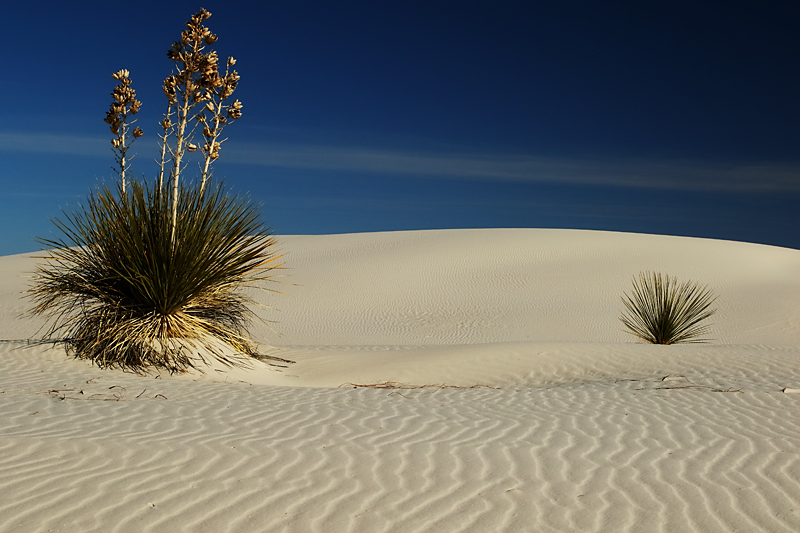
[29,9,279,372]
[30,181,278,371]
[620,272,717,345]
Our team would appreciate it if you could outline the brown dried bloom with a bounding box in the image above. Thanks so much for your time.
[105,70,142,135]
[227,99,243,119]
[163,76,178,104]
[132,127,144,138]
[218,70,239,99]
[204,140,221,160]
[167,42,184,61]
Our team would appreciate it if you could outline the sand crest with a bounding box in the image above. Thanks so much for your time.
[0,229,798,532]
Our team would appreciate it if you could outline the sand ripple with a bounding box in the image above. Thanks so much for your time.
[0,344,799,532]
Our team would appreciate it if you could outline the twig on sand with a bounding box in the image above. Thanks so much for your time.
[340,381,498,390]
[636,385,742,393]
[255,354,296,366]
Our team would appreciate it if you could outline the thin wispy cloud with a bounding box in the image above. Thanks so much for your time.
[226,143,800,193]
[3,132,798,193]
[0,132,109,158]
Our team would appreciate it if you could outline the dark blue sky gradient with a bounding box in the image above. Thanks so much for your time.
[0,0,798,254]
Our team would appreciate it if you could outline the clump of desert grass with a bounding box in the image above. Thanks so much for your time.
[620,272,717,345]
[29,8,279,372]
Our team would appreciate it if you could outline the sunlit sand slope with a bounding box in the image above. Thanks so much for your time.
[270,229,800,345]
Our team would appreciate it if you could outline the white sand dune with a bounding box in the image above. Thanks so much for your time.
[0,229,799,532]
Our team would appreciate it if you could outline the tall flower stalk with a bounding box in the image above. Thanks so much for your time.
[159,8,243,243]
[198,56,242,193]
[104,69,143,193]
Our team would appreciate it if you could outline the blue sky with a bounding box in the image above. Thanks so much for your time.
[0,0,798,255]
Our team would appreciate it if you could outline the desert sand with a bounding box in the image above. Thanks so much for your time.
[0,228,798,532]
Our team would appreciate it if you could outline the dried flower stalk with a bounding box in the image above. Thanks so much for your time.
[157,99,174,191]
[159,8,243,242]
[101,8,242,241]
[197,56,243,193]
[104,69,143,193]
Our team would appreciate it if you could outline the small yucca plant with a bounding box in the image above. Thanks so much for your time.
[29,9,279,372]
[620,272,717,345]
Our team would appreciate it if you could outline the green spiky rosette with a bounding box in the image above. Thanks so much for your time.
[30,180,280,372]
[620,271,717,345]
